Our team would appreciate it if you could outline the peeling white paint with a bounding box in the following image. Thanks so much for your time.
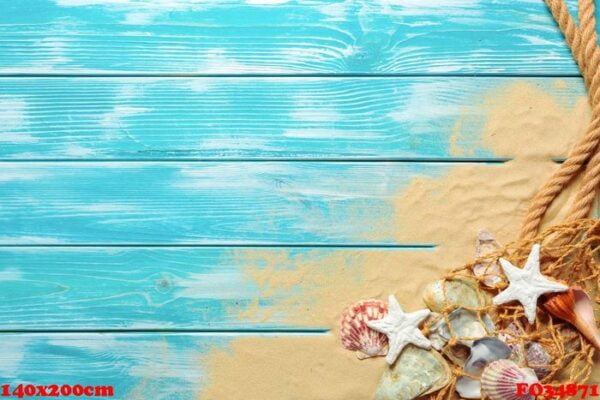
[62,144,95,157]
[0,236,65,245]
[0,97,36,143]
[0,168,49,182]
[0,268,24,282]
[178,272,257,300]
[246,0,289,4]
[0,337,29,379]
[66,203,137,213]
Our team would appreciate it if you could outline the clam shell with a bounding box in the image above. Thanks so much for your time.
[542,286,600,350]
[474,229,504,287]
[375,345,450,400]
[455,376,481,399]
[481,359,539,400]
[340,299,388,359]
[464,337,511,376]
[422,278,490,313]
[428,308,495,349]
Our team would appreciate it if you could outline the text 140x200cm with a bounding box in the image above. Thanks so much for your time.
[1,384,114,398]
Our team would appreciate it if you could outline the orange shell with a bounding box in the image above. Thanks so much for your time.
[542,286,600,350]
[339,299,388,359]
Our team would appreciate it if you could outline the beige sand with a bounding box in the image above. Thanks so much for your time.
[199,81,597,400]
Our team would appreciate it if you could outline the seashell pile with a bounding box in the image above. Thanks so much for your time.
[339,225,600,400]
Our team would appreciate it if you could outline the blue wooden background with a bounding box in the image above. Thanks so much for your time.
[0,0,595,399]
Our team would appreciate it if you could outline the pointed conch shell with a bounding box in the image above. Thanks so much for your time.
[340,299,389,359]
[542,286,600,350]
[481,359,539,400]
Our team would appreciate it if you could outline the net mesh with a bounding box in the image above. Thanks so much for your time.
[425,218,599,400]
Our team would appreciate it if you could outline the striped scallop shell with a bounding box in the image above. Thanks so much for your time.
[481,359,539,400]
[340,299,388,359]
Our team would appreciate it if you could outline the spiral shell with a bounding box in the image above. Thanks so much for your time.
[340,299,388,359]
[481,359,539,400]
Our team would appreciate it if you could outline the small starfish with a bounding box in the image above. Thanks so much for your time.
[493,244,568,324]
[366,294,431,365]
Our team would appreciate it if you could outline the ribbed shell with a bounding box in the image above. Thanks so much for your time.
[340,299,388,358]
[481,359,538,400]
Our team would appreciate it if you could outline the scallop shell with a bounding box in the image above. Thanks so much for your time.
[340,299,388,359]
[473,229,504,287]
[375,345,451,400]
[481,359,539,400]
[542,286,600,350]
[422,278,490,313]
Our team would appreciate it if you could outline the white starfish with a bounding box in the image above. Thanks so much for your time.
[366,294,431,365]
[493,244,568,324]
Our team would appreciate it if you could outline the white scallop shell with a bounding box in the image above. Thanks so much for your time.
[481,359,539,400]
[339,299,388,359]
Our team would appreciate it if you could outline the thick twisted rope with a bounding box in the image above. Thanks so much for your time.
[520,0,600,239]
[568,0,600,221]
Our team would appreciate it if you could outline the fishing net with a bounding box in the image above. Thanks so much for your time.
[341,0,600,398]
[422,0,600,394]
[426,218,599,399]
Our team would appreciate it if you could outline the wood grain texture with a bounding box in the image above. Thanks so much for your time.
[0,162,468,245]
[0,161,479,245]
[0,77,585,160]
[0,0,582,75]
[0,332,245,399]
[0,247,421,330]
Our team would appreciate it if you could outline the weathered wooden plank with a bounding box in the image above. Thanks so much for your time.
[0,77,586,160]
[0,0,582,75]
[0,161,468,245]
[0,247,421,330]
[0,332,239,399]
